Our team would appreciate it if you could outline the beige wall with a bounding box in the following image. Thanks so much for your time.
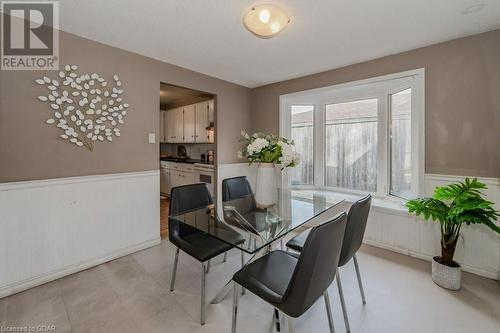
[0,28,251,182]
[250,30,500,178]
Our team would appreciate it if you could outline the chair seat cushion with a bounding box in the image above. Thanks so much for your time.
[285,229,310,252]
[233,250,298,304]
[175,231,235,262]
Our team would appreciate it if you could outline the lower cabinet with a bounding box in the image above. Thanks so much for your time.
[160,167,171,195]
[170,170,195,188]
[162,163,196,192]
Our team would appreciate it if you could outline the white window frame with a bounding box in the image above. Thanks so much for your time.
[279,69,425,200]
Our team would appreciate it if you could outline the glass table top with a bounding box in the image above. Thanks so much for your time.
[169,189,344,254]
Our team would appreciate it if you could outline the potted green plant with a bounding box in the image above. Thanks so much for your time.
[406,178,499,290]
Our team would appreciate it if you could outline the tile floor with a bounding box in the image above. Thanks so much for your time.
[1,241,499,333]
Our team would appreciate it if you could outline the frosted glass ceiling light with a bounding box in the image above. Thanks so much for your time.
[243,4,290,38]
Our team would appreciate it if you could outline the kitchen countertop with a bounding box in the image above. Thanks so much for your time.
[160,157,213,165]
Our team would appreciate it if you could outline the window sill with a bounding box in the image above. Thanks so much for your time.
[294,188,410,216]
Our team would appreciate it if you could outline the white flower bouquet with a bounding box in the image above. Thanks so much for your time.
[238,130,300,169]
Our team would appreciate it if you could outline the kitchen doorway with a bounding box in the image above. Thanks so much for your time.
[158,83,217,239]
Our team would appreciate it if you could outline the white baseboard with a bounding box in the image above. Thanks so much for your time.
[0,237,160,298]
[364,239,498,280]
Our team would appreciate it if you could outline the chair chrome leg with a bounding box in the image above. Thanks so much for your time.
[274,308,281,332]
[170,247,179,292]
[231,283,239,333]
[353,254,366,305]
[336,269,350,333]
[201,262,206,325]
[223,252,228,262]
[280,239,284,250]
[240,250,246,295]
[286,315,295,333]
[323,290,336,333]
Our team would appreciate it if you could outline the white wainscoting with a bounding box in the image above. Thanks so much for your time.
[0,170,161,298]
[217,164,500,280]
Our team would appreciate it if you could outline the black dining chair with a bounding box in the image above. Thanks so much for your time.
[231,212,348,333]
[221,176,278,248]
[168,183,245,325]
[286,194,372,332]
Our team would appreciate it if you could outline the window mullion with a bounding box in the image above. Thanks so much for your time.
[377,92,389,197]
[281,101,292,188]
[314,100,325,187]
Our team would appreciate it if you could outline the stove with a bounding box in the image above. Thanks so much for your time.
[194,163,215,171]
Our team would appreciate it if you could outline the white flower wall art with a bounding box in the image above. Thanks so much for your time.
[35,64,130,151]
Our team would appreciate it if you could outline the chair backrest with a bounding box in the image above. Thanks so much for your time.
[169,183,213,215]
[221,176,254,201]
[338,194,372,266]
[221,176,256,213]
[281,212,347,317]
[169,183,213,239]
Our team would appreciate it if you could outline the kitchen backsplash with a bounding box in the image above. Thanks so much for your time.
[160,143,215,159]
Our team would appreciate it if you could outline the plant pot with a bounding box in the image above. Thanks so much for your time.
[254,163,278,208]
[431,256,461,290]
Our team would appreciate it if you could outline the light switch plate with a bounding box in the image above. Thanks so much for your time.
[148,133,156,143]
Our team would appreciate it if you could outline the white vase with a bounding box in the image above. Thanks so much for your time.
[254,163,278,208]
[431,256,461,290]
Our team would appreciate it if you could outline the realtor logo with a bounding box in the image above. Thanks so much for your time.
[1,0,59,70]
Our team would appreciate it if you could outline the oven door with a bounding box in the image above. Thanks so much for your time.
[196,170,214,195]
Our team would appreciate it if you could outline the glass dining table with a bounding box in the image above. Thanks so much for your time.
[169,189,344,304]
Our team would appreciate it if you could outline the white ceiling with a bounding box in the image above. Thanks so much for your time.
[59,0,500,88]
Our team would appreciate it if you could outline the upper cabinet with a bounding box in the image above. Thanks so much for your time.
[195,101,209,143]
[208,99,214,124]
[161,99,214,144]
[164,107,182,143]
[183,104,196,143]
[172,107,184,142]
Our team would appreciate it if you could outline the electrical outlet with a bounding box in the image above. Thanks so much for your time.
[148,133,156,143]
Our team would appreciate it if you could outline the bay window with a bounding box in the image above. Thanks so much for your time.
[280,69,424,200]
[325,98,378,192]
[290,105,314,185]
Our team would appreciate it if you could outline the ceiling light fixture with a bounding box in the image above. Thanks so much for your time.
[243,4,290,38]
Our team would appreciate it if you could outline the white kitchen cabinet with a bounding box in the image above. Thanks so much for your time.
[169,163,195,188]
[164,99,214,143]
[174,107,184,142]
[183,104,196,143]
[170,171,182,188]
[159,110,167,143]
[160,167,171,194]
[167,107,183,143]
[165,109,174,142]
[208,99,214,124]
[171,170,194,187]
[195,101,209,143]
